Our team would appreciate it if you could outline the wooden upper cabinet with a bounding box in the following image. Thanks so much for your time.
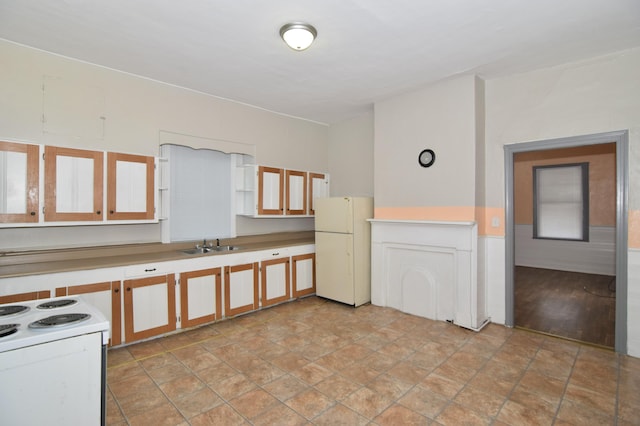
[285,170,307,215]
[309,172,328,215]
[44,146,104,222]
[107,152,155,220]
[258,166,284,215]
[0,141,39,223]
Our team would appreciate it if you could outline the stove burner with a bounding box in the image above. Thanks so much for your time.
[0,323,19,338]
[28,313,91,329]
[36,299,78,310]
[0,305,29,317]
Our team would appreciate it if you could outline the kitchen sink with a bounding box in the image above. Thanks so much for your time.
[180,245,242,255]
[214,245,241,252]
[181,247,214,255]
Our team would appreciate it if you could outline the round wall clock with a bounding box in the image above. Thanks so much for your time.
[418,149,435,168]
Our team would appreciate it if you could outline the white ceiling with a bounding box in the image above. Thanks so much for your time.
[1,0,639,124]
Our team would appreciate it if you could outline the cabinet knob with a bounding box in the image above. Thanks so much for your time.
[96,210,101,215]
[110,210,114,214]
[30,211,36,216]
[127,287,131,292]
[114,288,119,293]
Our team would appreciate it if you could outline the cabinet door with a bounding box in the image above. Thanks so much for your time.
[55,281,122,347]
[258,166,283,215]
[224,263,258,317]
[309,172,328,215]
[123,274,176,342]
[292,253,316,298]
[180,267,222,328]
[285,170,307,215]
[44,146,103,221]
[107,152,155,220]
[261,257,290,307]
[0,141,39,223]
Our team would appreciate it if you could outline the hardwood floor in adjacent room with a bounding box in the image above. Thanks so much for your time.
[515,266,616,348]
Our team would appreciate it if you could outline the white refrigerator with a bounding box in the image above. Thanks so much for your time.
[314,197,373,306]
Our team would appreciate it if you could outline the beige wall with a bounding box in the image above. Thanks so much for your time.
[0,40,328,249]
[514,143,617,226]
[327,111,374,197]
[374,75,478,219]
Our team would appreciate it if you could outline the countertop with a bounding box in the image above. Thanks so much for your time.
[0,231,314,279]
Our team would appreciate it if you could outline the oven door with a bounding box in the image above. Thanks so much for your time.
[0,332,104,425]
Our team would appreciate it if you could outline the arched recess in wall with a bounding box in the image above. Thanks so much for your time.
[504,130,628,354]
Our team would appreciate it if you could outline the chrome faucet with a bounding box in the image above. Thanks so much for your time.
[197,238,213,249]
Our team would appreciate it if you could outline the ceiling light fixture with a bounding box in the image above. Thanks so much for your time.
[279,22,317,51]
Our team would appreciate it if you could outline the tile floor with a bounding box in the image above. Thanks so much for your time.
[106,296,640,425]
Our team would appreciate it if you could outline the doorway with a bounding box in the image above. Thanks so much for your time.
[504,130,628,354]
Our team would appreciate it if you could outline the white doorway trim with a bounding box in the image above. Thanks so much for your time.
[504,130,628,354]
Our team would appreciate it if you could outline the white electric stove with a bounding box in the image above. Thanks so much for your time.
[0,296,110,426]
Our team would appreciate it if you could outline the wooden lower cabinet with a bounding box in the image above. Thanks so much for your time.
[55,281,122,347]
[261,257,290,307]
[292,253,316,298]
[123,274,176,342]
[0,290,51,304]
[180,268,222,328]
[224,263,258,317]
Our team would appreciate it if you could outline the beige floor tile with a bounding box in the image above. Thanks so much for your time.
[454,385,506,418]
[117,386,169,419]
[374,403,430,425]
[159,374,205,401]
[291,361,334,385]
[126,401,186,426]
[563,382,616,416]
[194,361,236,385]
[146,362,191,385]
[229,388,281,420]
[108,373,156,400]
[398,385,449,419]
[508,386,559,417]
[263,374,310,401]
[339,361,381,385]
[313,403,369,426]
[366,373,413,400]
[420,372,466,399]
[172,387,222,419]
[252,403,309,426]
[313,373,361,401]
[341,386,394,419]
[126,340,165,359]
[104,297,638,426]
[556,398,615,425]
[496,399,555,426]
[140,351,179,371]
[210,373,257,401]
[107,361,146,384]
[435,402,491,426]
[190,403,248,426]
[286,387,335,419]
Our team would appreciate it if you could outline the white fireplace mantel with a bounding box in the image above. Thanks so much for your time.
[369,219,489,331]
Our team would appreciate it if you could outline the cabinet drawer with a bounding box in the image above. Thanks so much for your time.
[124,262,174,278]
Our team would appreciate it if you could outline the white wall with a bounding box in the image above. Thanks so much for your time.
[0,40,328,249]
[327,111,374,197]
[485,47,640,356]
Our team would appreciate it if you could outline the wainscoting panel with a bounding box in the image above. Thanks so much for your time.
[515,225,615,275]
